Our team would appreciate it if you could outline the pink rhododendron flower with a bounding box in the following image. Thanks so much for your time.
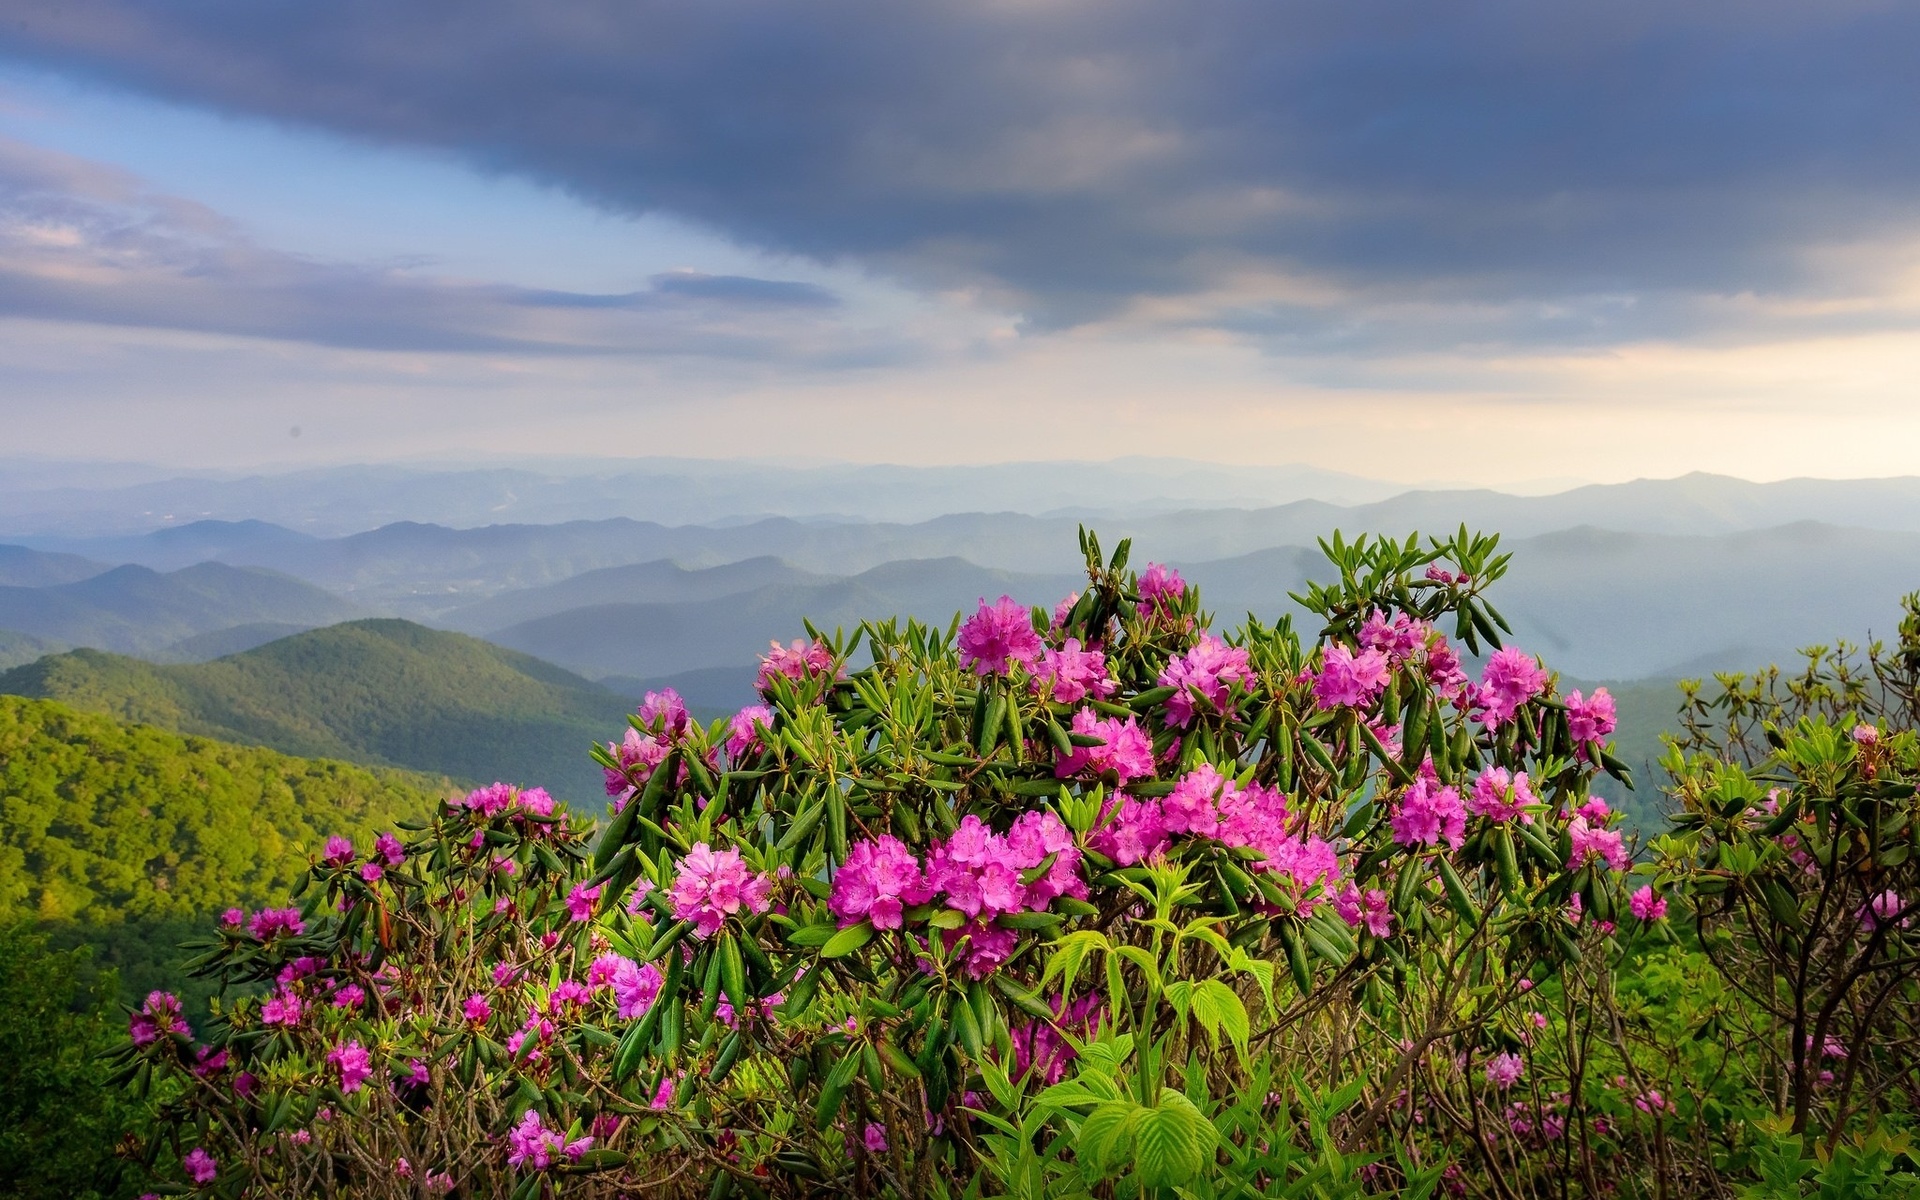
[1475,648,1548,728]
[757,637,838,694]
[323,835,355,867]
[637,688,691,735]
[1136,562,1186,615]
[566,882,602,922]
[129,990,190,1046]
[1313,644,1391,711]
[604,727,669,799]
[327,1039,373,1094]
[1360,610,1429,666]
[183,1147,217,1185]
[248,907,304,940]
[1051,592,1080,630]
[1424,636,1469,698]
[957,595,1043,676]
[1565,689,1618,744]
[461,782,515,817]
[464,993,492,1023]
[258,988,303,1027]
[1861,889,1911,931]
[830,835,932,929]
[1090,794,1170,865]
[359,861,385,883]
[191,1046,228,1078]
[1853,723,1881,747]
[726,704,775,760]
[669,843,773,938]
[515,786,555,817]
[1011,993,1102,1086]
[331,983,366,1010]
[374,832,405,866]
[1629,885,1668,921]
[1470,768,1536,823]
[1568,817,1629,872]
[1160,635,1254,726]
[1031,638,1117,705]
[1163,764,1231,837]
[1335,884,1394,938]
[625,878,656,916]
[611,958,665,1020]
[1261,836,1343,914]
[1486,1052,1526,1089]
[1054,708,1156,786]
[219,907,246,929]
[505,1108,593,1171]
[863,1123,889,1153]
[1391,771,1467,850]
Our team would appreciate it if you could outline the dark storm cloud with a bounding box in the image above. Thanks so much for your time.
[3,0,1919,339]
[0,138,886,360]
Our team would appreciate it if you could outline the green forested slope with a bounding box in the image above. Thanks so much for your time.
[0,618,632,805]
[0,694,451,997]
[0,694,447,925]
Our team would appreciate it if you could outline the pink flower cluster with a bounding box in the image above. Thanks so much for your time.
[1360,610,1430,665]
[129,990,190,1046]
[1391,768,1467,850]
[958,595,1043,676]
[1159,634,1254,726]
[1031,638,1117,705]
[1469,768,1537,823]
[248,907,305,941]
[604,727,669,799]
[1334,884,1394,938]
[327,1039,373,1094]
[459,782,554,819]
[757,637,838,695]
[669,843,773,938]
[830,835,932,930]
[1860,889,1912,931]
[1475,647,1549,728]
[1629,885,1668,921]
[589,952,665,1019]
[1011,992,1102,1086]
[726,704,775,760]
[1486,1052,1526,1089]
[1565,688,1618,744]
[1312,644,1390,710]
[1137,562,1187,616]
[637,687,690,736]
[1054,708,1156,786]
[1567,815,1629,872]
[505,1108,593,1172]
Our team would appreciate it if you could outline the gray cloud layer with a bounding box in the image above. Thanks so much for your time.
[3,0,1919,343]
[0,138,894,361]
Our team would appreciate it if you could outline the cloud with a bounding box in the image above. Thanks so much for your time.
[0,137,895,360]
[4,0,1920,348]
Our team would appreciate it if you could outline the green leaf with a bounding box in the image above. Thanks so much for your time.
[821,921,875,958]
[1132,1089,1218,1188]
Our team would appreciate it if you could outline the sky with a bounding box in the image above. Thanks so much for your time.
[1,0,1918,487]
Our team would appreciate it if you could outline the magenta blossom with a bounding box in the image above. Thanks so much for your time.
[958,595,1043,676]
[637,687,691,736]
[463,993,492,1023]
[322,835,355,867]
[1629,885,1668,921]
[603,727,669,799]
[1568,817,1629,872]
[1089,794,1171,865]
[669,843,773,938]
[129,990,190,1046]
[327,1039,373,1094]
[1031,638,1117,705]
[1334,884,1394,938]
[611,958,664,1020]
[1360,610,1429,665]
[505,1108,593,1172]
[830,835,932,930]
[1486,1052,1526,1090]
[373,832,405,867]
[1137,562,1187,615]
[183,1147,218,1185]
[1313,644,1391,711]
[1159,635,1254,727]
[1054,708,1156,786]
[1565,688,1618,744]
[726,704,775,761]
[1469,768,1537,823]
[757,637,838,695]
[1475,648,1548,728]
[565,882,602,922]
[248,907,304,940]
[1391,770,1467,850]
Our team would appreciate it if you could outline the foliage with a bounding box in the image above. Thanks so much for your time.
[0,618,633,805]
[0,924,139,1200]
[0,694,446,1000]
[125,527,1736,1198]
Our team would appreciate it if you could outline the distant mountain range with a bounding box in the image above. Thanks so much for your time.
[0,620,634,805]
[0,559,361,656]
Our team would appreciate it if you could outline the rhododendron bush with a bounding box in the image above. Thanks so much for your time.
[112,530,1920,1197]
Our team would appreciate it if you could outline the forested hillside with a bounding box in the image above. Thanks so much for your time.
[0,618,632,804]
[0,694,450,998]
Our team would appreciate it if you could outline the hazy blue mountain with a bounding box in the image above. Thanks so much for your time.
[0,561,362,655]
[156,621,320,662]
[600,665,762,718]
[438,556,827,634]
[0,457,1404,537]
[0,543,108,587]
[488,557,1082,679]
[0,629,68,671]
